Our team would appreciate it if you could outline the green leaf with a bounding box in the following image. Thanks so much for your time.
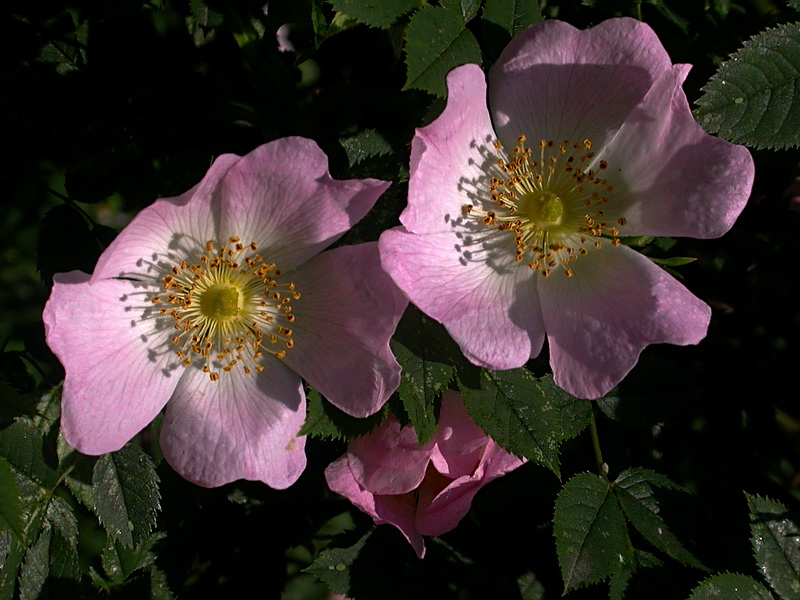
[459,368,591,474]
[100,533,165,584]
[403,5,482,97]
[0,380,37,429]
[441,0,481,22]
[554,473,633,593]
[695,22,800,149]
[688,573,775,599]
[615,468,704,569]
[327,0,420,29]
[791,0,800,11]
[340,129,395,166]
[746,493,800,599]
[300,388,386,440]
[18,526,50,600]
[391,307,462,445]
[649,256,698,268]
[482,0,542,59]
[0,456,24,540]
[304,529,372,595]
[92,445,160,548]
[189,0,224,29]
[609,550,663,600]
[0,531,25,599]
[517,571,546,599]
[0,421,58,489]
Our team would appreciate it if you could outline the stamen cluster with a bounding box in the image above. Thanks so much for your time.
[463,136,627,277]
[149,236,300,381]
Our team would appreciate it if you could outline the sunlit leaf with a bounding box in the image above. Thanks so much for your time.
[746,493,800,599]
[327,0,420,29]
[304,529,372,595]
[688,573,774,599]
[459,368,591,474]
[695,22,800,149]
[92,444,160,548]
[403,5,481,97]
[554,473,632,592]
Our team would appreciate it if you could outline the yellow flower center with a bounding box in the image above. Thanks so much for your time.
[149,237,299,382]
[463,136,627,278]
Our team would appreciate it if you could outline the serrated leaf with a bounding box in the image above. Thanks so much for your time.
[100,532,165,584]
[695,22,800,149]
[48,526,80,582]
[615,468,704,569]
[688,573,775,599]
[300,388,386,440]
[441,0,481,21]
[0,530,25,599]
[0,456,24,540]
[57,433,98,510]
[609,549,663,600]
[746,493,800,599]
[482,0,542,59]
[304,529,371,594]
[0,421,58,489]
[18,526,50,600]
[554,473,633,592]
[459,368,591,474]
[92,445,160,548]
[391,307,462,445]
[403,5,482,97]
[327,0,419,28]
[340,129,394,166]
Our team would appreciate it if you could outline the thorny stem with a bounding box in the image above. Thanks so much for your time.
[589,406,609,481]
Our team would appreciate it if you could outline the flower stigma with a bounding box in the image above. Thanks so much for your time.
[148,237,300,382]
[463,135,626,278]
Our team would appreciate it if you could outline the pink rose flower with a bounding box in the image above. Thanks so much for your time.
[325,391,525,558]
[379,18,754,399]
[44,137,407,489]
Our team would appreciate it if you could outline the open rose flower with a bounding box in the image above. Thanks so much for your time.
[379,18,754,399]
[325,391,525,558]
[44,137,407,488]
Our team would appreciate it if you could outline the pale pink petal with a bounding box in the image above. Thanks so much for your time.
[345,418,433,495]
[281,243,406,418]
[418,442,525,537]
[159,359,306,488]
[217,137,390,271]
[598,64,754,238]
[539,244,711,399]
[379,227,544,370]
[44,272,179,455]
[91,154,240,281]
[325,454,426,558]
[489,18,672,150]
[429,391,488,479]
[402,64,497,235]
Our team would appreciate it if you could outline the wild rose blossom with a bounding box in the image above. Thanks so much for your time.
[379,18,754,399]
[44,137,407,489]
[325,391,525,558]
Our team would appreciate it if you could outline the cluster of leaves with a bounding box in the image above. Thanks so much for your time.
[3,0,800,598]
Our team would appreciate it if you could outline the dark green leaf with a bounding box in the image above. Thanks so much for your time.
[695,22,800,149]
[327,0,420,28]
[100,533,164,584]
[340,129,395,166]
[18,527,50,600]
[0,456,24,540]
[0,421,58,489]
[0,531,25,599]
[791,0,800,11]
[459,368,591,474]
[554,473,633,592]
[304,529,372,594]
[47,526,81,582]
[441,0,481,22]
[482,0,542,59]
[300,387,386,440]
[746,493,800,599]
[517,571,546,599]
[403,5,482,97]
[92,445,160,548]
[615,468,704,569]
[190,0,224,29]
[0,380,37,429]
[391,307,462,445]
[58,434,98,510]
[609,550,663,600]
[688,573,775,599]
[649,256,698,268]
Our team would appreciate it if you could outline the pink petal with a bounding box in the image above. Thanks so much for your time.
[598,64,754,238]
[281,242,405,418]
[217,137,391,271]
[379,227,545,370]
[429,391,488,479]
[91,154,240,281]
[489,18,672,151]
[159,359,306,488]
[325,454,425,558]
[345,417,433,495]
[402,64,497,235]
[44,272,179,454]
[539,244,711,399]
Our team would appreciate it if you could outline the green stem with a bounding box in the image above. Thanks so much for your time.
[589,407,609,480]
